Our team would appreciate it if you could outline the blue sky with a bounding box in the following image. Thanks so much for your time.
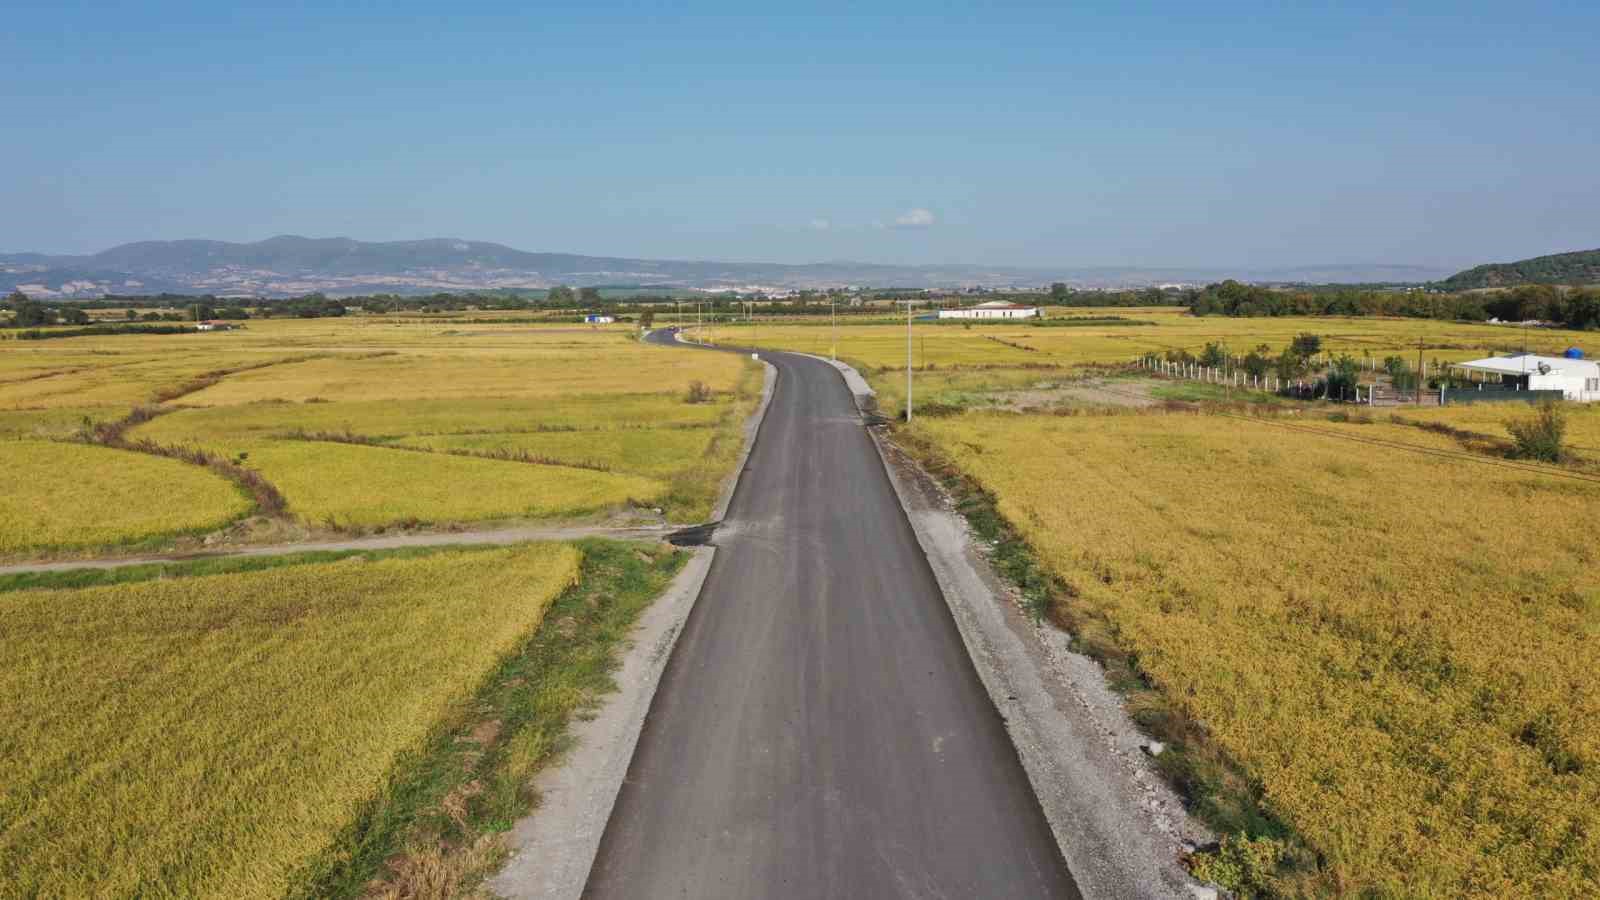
[4,1,1597,268]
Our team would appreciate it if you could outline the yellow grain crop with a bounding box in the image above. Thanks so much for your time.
[0,441,251,555]
[394,426,717,476]
[1,320,758,541]
[918,410,1600,897]
[128,394,735,452]
[0,543,580,898]
[237,440,665,528]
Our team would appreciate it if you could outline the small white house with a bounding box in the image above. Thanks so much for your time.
[937,300,1040,320]
[1451,354,1600,401]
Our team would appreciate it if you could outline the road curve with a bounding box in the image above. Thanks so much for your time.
[583,331,1080,898]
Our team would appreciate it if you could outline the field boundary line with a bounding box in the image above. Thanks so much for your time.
[148,351,334,404]
[1220,409,1600,484]
[0,526,680,576]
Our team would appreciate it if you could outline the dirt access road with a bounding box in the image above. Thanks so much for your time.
[583,331,1080,897]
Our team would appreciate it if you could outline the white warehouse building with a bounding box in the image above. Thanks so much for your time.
[1451,353,1600,402]
[937,300,1040,320]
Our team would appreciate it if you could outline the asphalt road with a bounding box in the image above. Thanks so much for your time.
[584,332,1080,898]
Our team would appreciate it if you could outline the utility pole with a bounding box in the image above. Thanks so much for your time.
[897,300,919,421]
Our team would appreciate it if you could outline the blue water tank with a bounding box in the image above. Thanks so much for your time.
[1565,347,1584,359]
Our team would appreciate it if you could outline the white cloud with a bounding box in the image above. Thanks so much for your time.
[808,218,831,231]
[893,208,936,228]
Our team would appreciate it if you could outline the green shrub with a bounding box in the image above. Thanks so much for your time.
[1507,400,1567,462]
[1189,833,1288,897]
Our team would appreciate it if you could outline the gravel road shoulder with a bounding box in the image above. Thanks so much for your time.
[874,434,1215,900]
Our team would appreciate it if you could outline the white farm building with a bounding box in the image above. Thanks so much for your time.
[1451,354,1600,402]
[937,301,1039,321]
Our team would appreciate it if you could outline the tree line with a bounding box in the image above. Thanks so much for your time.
[1184,280,1600,329]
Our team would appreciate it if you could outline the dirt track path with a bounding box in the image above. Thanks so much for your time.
[0,525,678,576]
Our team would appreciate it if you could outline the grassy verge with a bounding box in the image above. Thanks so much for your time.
[892,425,1313,896]
[290,538,686,898]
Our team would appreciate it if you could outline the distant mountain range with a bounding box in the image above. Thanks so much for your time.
[1,235,1454,298]
[1439,248,1600,290]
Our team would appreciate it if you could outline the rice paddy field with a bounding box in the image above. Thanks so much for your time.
[0,542,581,898]
[0,440,254,554]
[912,409,1600,896]
[0,318,758,556]
[697,310,1597,416]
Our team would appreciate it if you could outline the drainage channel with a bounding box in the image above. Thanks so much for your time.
[664,522,719,547]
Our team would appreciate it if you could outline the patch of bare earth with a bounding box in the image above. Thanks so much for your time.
[990,377,1159,411]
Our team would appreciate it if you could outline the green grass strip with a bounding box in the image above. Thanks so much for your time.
[289,537,685,898]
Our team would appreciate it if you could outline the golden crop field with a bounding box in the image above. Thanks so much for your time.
[0,440,251,555]
[1396,401,1600,464]
[129,394,733,449]
[917,409,1600,896]
[395,426,717,476]
[0,542,580,899]
[702,312,1599,416]
[0,406,119,440]
[239,439,664,528]
[0,318,758,549]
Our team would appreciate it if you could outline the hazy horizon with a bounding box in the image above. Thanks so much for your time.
[3,232,1475,275]
[6,2,1597,269]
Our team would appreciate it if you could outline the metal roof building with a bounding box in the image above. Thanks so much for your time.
[1451,353,1600,401]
